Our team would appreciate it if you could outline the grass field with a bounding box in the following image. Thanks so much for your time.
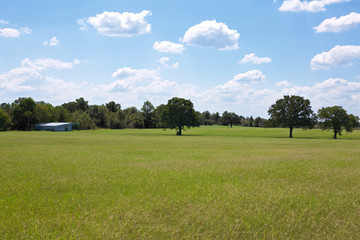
[1,126,360,239]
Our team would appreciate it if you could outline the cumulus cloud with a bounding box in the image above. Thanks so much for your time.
[21,58,79,71]
[280,78,360,111]
[153,41,185,54]
[79,10,151,37]
[43,36,59,46]
[214,70,266,93]
[279,0,350,12]
[239,53,272,64]
[276,80,291,87]
[314,12,360,33]
[0,27,31,38]
[311,45,360,70]
[159,57,179,69]
[0,58,82,98]
[182,20,240,50]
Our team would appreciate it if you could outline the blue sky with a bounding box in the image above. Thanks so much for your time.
[1,0,360,117]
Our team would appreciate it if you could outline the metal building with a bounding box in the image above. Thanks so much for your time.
[34,122,79,131]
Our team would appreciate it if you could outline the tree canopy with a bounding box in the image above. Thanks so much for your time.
[318,106,359,139]
[268,95,316,138]
[161,97,199,135]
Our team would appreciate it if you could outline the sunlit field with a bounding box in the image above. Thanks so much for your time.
[1,126,360,239]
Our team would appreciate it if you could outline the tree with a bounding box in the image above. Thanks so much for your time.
[153,104,167,128]
[318,106,359,139]
[162,97,199,135]
[268,95,316,138]
[35,102,57,123]
[0,109,11,131]
[89,105,109,128]
[106,101,121,113]
[141,101,155,128]
[12,97,37,130]
[76,97,89,112]
[221,111,240,128]
[78,112,96,130]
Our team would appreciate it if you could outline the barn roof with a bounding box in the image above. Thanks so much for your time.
[36,122,75,127]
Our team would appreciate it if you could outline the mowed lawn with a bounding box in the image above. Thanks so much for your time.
[1,126,360,239]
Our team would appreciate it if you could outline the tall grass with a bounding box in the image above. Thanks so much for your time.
[1,127,360,239]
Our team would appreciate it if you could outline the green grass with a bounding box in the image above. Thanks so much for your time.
[1,126,360,239]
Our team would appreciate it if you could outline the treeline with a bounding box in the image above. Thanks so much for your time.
[0,97,266,131]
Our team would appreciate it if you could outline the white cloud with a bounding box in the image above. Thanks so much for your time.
[0,27,31,38]
[279,0,350,12]
[153,41,185,54]
[276,80,291,87]
[182,20,240,50]
[281,78,360,112]
[80,10,151,37]
[214,70,266,93]
[108,67,160,91]
[314,12,360,33]
[233,70,266,83]
[159,57,179,69]
[0,20,9,24]
[21,58,79,71]
[0,58,81,97]
[311,45,360,70]
[43,36,59,46]
[239,53,272,64]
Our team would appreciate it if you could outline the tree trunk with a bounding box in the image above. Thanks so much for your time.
[289,127,293,138]
[178,127,182,135]
[334,129,337,139]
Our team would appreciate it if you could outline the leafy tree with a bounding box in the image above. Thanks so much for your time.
[211,112,220,124]
[76,97,89,112]
[106,101,121,113]
[317,106,359,139]
[0,109,11,131]
[89,105,109,128]
[221,111,240,128]
[254,116,265,127]
[78,112,96,130]
[161,97,199,135]
[35,103,57,123]
[141,101,155,128]
[199,110,214,125]
[107,110,125,129]
[153,104,167,128]
[55,106,72,122]
[12,97,37,130]
[268,95,316,138]
[62,101,78,113]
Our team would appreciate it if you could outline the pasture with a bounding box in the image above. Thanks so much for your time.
[1,126,360,239]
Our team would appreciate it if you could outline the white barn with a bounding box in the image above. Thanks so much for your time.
[34,122,79,131]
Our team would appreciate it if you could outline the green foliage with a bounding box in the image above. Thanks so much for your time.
[125,111,144,128]
[78,112,96,130]
[268,95,316,138]
[152,104,167,128]
[141,101,155,128]
[105,101,121,113]
[162,97,199,135]
[11,97,37,130]
[221,111,241,128]
[318,106,359,139]
[0,109,11,130]
[89,105,109,128]
[34,103,58,123]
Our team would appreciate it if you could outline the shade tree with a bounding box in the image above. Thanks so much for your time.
[268,95,316,138]
[161,97,200,135]
[317,106,359,139]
